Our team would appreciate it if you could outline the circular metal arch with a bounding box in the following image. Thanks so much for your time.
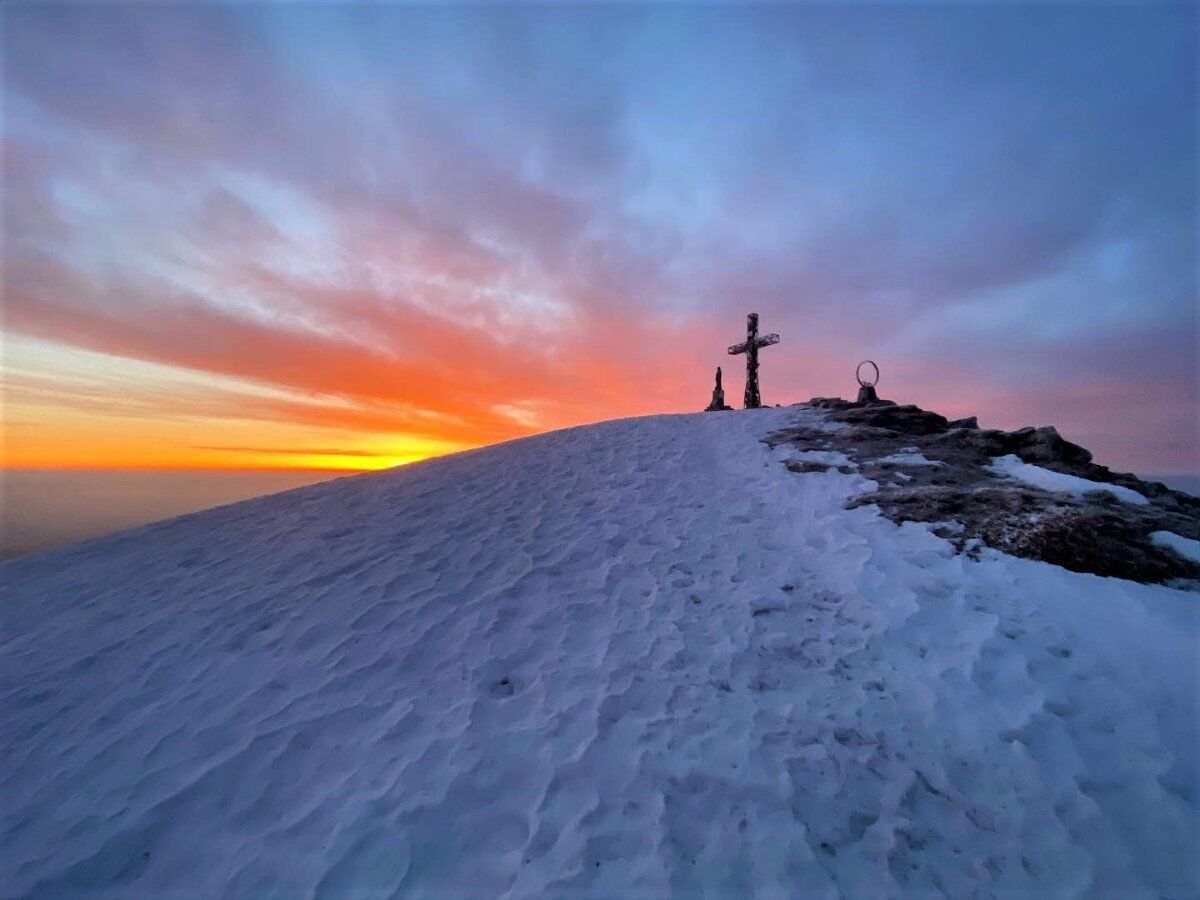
[856,360,880,388]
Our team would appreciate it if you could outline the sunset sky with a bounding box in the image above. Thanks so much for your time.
[3,4,1196,475]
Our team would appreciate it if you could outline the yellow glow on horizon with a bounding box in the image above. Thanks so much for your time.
[1,334,479,471]
[2,407,470,470]
[2,442,471,472]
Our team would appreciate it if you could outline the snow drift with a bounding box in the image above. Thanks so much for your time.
[1,406,1196,898]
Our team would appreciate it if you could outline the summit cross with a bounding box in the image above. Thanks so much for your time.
[727,312,780,409]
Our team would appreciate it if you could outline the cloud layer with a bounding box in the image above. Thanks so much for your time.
[3,5,1195,472]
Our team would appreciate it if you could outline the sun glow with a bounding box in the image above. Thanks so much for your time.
[1,335,475,471]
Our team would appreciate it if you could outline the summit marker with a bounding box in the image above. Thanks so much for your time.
[727,312,779,409]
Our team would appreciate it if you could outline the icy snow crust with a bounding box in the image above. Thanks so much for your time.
[877,452,943,467]
[988,454,1151,506]
[1,408,1196,898]
[1151,531,1200,565]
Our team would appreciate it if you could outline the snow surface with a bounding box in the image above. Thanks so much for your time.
[1151,531,1200,565]
[877,452,943,467]
[2,408,1196,898]
[988,454,1150,506]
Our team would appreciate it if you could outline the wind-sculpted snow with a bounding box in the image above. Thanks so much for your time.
[1,408,1196,897]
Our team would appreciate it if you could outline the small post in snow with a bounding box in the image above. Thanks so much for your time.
[728,312,780,409]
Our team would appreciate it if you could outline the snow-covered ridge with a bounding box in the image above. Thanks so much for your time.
[772,399,1200,587]
[1,406,1196,897]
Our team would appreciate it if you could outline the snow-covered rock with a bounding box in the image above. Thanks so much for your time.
[1152,530,1200,565]
[773,401,1199,586]
[1,407,1197,898]
[988,454,1150,506]
[877,451,943,467]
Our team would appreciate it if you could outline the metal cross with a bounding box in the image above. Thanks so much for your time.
[727,312,779,409]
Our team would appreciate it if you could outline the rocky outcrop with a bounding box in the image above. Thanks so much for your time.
[767,400,1200,587]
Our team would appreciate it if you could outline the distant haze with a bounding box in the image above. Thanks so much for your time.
[1152,474,1200,498]
[1,470,339,560]
[1,466,1196,562]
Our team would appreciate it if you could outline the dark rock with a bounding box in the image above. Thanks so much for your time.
[1007,425,1094,468]
[807,397,855,410]
[786,461,831,474]
[829,404,949,436]
[947,416,978,430]
[928,428,1009,457]
[981,505,1197,585]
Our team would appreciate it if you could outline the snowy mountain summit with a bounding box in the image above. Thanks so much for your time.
[2,403,1197,898]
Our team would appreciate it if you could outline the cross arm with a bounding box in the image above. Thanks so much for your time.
[728,333,779,355]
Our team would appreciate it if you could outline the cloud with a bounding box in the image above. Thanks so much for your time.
[2,4,1195,472]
